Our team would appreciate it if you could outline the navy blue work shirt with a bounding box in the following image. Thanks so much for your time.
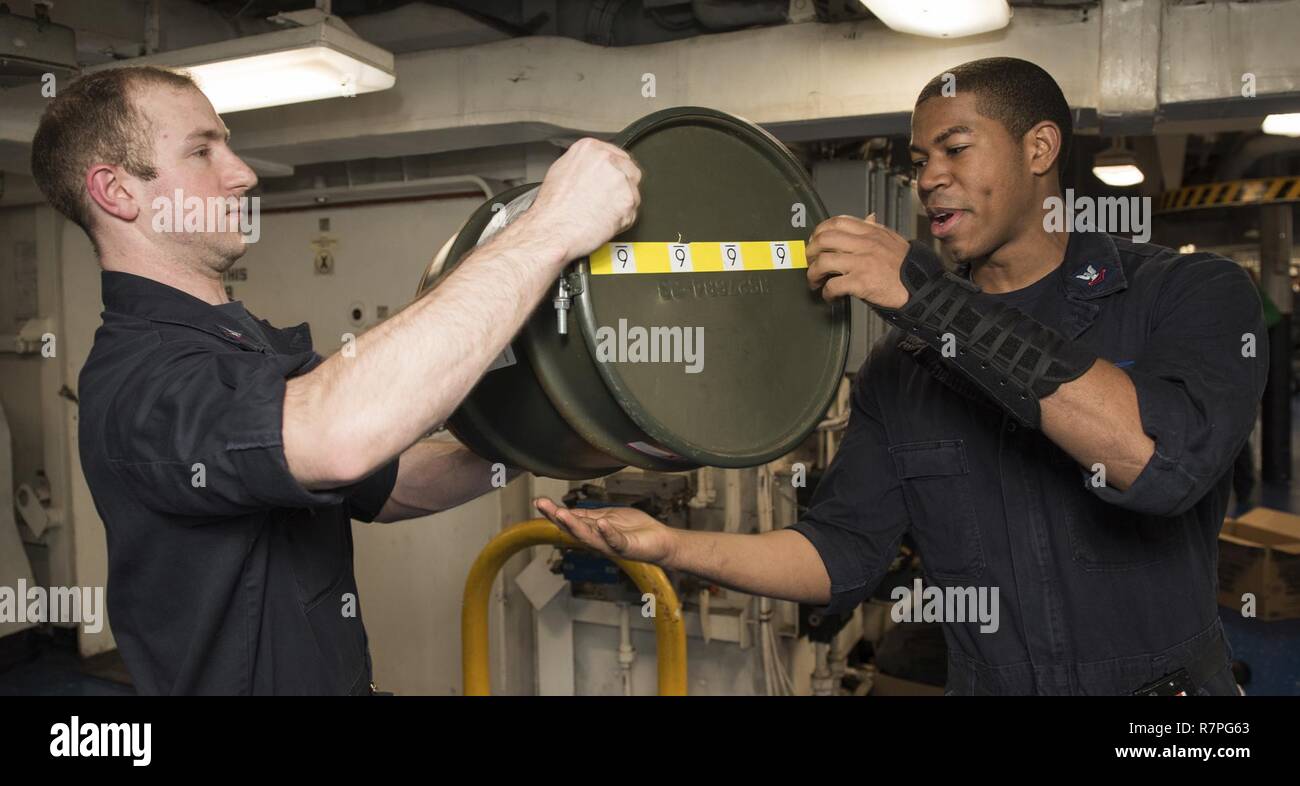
[790,230,1267,695]
[79,271,400,695]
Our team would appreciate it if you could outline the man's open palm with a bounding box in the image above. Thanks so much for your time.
[534,497,677,565]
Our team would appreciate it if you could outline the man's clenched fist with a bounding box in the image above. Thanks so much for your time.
[527,138,642,262]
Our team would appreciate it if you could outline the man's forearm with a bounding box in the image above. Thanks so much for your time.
[665,528,832,605]
[1040,360,1155,490]
[374,439,523,522]
[880,242,1154,489]
[284,215,566,489]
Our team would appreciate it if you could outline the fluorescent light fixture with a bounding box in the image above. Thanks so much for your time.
[1262,113,1300,137]
[1092,139,1145,187]
[83,16,394,113]
[1091,165,1144,187]
[860,0,1012,38]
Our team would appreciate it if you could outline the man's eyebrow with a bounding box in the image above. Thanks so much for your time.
[909,125,974,153]
[183,128,231,144]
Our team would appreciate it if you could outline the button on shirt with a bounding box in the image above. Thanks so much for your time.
[79,271,400,695]
[790,231,1267,695]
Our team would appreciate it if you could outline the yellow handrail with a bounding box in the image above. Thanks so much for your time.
[461,518,687,695]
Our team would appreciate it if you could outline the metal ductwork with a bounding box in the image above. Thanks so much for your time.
[1216,134,1300,182]
[0,3,78,87]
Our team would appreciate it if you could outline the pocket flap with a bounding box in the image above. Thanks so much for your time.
[890,440,968,479]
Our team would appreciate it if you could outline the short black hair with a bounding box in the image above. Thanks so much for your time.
[915,57,1072,186]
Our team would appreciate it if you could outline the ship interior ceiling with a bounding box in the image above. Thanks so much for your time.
[1,0,1300,721]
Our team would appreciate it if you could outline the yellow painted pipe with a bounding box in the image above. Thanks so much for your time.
[462,518,687,696]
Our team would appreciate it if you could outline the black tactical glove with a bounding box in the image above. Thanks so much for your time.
[872,241,1098,429]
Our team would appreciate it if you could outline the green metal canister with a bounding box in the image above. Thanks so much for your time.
[417,107,848,478]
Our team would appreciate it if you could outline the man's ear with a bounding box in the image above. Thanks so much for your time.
[1025,120,1062,179]
[85,164,142,222]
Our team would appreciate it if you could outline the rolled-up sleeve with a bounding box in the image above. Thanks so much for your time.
[788,346,912,616]
[1089,254,1268,516]
[106,339,376,519]
[346,456,400,523]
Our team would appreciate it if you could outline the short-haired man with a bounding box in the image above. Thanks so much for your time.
[32,66,641,694]
[536,58,1265,696]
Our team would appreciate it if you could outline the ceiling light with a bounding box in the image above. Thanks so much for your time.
[83,13,394,114]
[1092,139,1145,187]
[1262,113,1300,137]
[859,0,1012,39]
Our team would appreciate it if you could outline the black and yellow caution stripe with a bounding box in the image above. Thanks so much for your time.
[1158,176,1300,213]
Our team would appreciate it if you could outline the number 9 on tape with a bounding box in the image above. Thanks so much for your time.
[721,242,743,270]
[668,243,693,272]
[771,241,791,269]
[611,243,636,273]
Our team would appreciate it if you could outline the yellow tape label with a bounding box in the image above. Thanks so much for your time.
[590,240,807,275]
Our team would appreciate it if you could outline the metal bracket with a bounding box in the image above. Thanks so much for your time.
[553,278,572,335]
[15,482,56,538]
[553,269,586,335]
